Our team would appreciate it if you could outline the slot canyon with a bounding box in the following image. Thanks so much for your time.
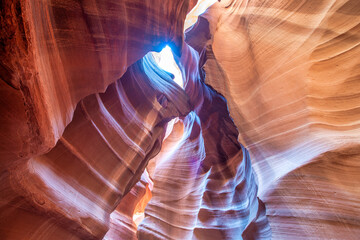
[0,0,359,239]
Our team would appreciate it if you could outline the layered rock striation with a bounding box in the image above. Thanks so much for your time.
[1,0,359,239]
[0,0,192,162]
[138,41,271,239]
[201,0,360,238]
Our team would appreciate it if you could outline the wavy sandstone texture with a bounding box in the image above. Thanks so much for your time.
[0,0,359,239]
[103,170,153,240]
[1,1,193,238]
[0,0,192,162]
[0,53,190,239]
[138,43,270,239]
[200,0,360,239]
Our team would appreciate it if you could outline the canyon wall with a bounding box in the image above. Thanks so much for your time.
[1,0,192,238]
[137,43,271,239]
[202,0,360,239]
[0,0,192,162]
[1,0,359,239]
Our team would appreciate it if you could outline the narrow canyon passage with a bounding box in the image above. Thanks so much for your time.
[1,0,359,239]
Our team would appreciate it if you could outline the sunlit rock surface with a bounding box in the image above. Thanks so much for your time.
[103,171,153,240]
[0,0,359,239]
[200,0,360,239]
[0,0,191,162]
[263,145,360,239]
[0,50,190,239]
[137,41,270,239]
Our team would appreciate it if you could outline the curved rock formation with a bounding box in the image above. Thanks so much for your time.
[137,42,270,239]
[203,0,360,191]
[1,0,359,239]
[263,145,360,239]
[103,170,153,240]
[0,53,189,239]
[0,0,191,162]
[200,0,360,238]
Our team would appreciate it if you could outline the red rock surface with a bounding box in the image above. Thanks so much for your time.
[0,50,189,239]
[201,0,360,239]
[0,0,190,162]
[103,170,153,240]
[1,0,359,239]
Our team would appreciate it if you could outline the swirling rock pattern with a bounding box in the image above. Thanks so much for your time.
[0,0,191,162]
[201,0,360,239]
[203,0,360,190]
[263,145,360,239]
[0,55,189,239]
[1,0,359,239]
[137,43,270,239]
[103,170,153,240]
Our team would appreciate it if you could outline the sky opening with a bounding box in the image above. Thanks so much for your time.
[151,45,184,88]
